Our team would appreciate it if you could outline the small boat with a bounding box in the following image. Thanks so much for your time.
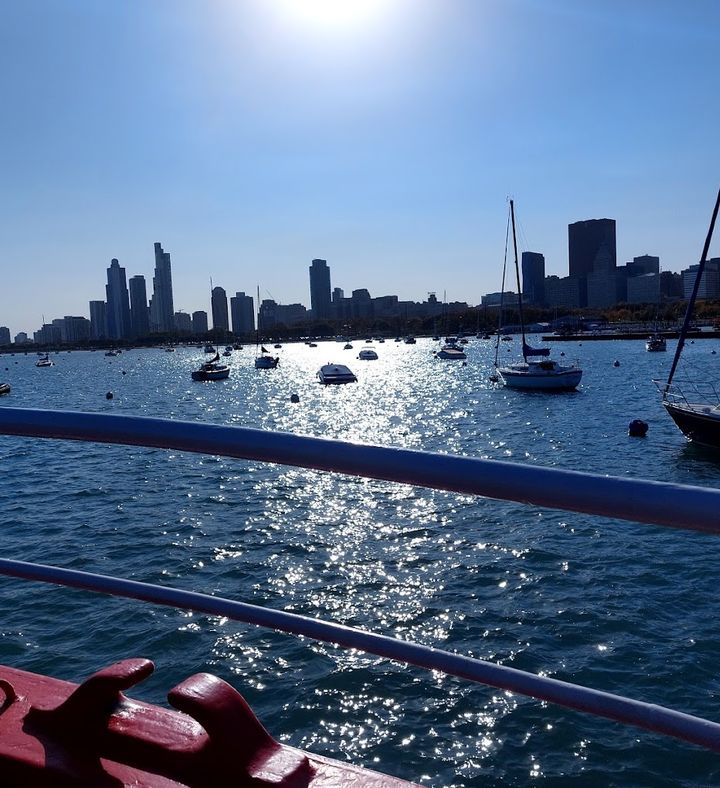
[35,354,54,368]
[274,343,282,349]
[225,346,233,352]
[436,344,466,360]
[204,345,216,354]
[496,200,582,391]
[378,338,385,343]
[318,364,357,384]
[105,350,119,357]
[164,346,175,352]
[308,342,318,348]
[658,188,720,448]
[343,343,353,350]
[403,336,416,344]
[222,350,232,357]
[233,343,242,350]
[191,354,230,381]
[646,334,667,352]
[357,349,378,360]
[0,383,10,396]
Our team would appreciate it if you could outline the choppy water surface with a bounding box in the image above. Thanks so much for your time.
[1,338,720,786]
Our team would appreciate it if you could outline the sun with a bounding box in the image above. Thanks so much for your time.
[270,0,391,32]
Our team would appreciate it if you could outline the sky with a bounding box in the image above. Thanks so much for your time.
[1,0,719,336]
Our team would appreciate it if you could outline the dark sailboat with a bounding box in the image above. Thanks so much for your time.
[659,187,720,448]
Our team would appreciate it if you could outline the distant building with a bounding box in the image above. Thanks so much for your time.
[129,275,150,338]
[481,292,518,307]
[174,311,192,333]
[211,286,229,331]
[351,288,373,319]
[105,259,131,340]
[567,219,616,307]
[627,272,662,304]
[62,316,91,343]
[626,255,660,277]
[230,292,255,335]
[34,323,61,345]
[275,303,308,326]
[544,275,584,308]
[682,259,720,300]
[258,299,277,330]
[521,252,545,305]
[89,301,107,340]
[0,326,10,346]
[14,332,30,345]
[586,270,627,308]
[192,311,208,335]
[149,242,174,333]
[309,259,332,319]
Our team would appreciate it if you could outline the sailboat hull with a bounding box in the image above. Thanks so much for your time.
[498,363,582,391]
[664,402,720,449]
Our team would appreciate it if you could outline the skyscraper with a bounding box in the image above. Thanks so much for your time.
[89,300,107,340]
[129,275,150,338]
[149,242,174,333]
[568,219,617,278]
[230,291,255,335]
[192,311,209,334]
[211,286,229,331]
[521,252,545,305]
[309,258,332,319]
[105,259,131,340]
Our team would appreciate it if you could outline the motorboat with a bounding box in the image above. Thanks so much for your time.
[495,200,582,392]
[357,349,378,360]
[35,354,54,368]
[222,349,232,357]
[225,346,233,352]
[191,355,230,381]
[164,346,175,352]
[0,383,10,396]
[318,364,357,384]
[204,345,216,354]
[646,334,667,352]
[233,343,243,350]
[105,350,119,357]
[274,344,282,349]
[403,336,416,344]
[436,344,466,360]
[343,343,353,350]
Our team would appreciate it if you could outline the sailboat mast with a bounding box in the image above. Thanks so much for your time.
[509,200,529,360]
[665,187,720,394]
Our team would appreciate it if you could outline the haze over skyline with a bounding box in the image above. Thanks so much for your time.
[2,0,719,336]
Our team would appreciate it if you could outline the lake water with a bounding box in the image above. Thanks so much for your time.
[1,337,720,786]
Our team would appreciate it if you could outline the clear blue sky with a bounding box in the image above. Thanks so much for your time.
[1,0,719,336]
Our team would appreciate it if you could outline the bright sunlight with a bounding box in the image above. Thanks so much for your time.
[269,0,392,33]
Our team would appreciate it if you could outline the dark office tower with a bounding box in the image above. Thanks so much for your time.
[568,219,617,277]
[211,286,229,331]
[521,252,546,305]
[128,275,150,338]
[230,291,255,335]
[105,259,131,340]
[309,258,332,319]
[192,311,208,334]
[149,242,175,333]
[89,300,107,340]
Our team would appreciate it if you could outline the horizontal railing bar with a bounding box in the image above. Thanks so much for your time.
[0,557,719,752]
[0,407,719,532]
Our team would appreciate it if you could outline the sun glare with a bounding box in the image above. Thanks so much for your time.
[270,0,391,32]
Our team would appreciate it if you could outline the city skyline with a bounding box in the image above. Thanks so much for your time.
[1,1,719,335]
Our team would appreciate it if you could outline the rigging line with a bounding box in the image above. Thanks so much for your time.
[665,187,720,394]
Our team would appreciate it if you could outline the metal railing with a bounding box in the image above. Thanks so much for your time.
[1,406,720,752]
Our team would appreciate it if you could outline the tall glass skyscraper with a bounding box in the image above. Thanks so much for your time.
[105,259,131,340]
[149,242,174,333]
[211,286,229,331]
[230,291,255,335]
[521,252,546,306]
[129,275,150,338]
[568,219,617,277]
[309,258,332,319]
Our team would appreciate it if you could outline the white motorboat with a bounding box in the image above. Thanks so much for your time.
[495,200,582,391]
[646,334,666,352]
[357,349,378,360]
[204,345,216,354]
[436,344,466,360]
[0,383,10,396]
[318,364,357,384]
[35,354,54,368]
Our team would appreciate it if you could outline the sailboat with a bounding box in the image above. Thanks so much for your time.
[646,271,667,352]
[496,200,582,391]
[254,286,279,370]
[658,187,720,448]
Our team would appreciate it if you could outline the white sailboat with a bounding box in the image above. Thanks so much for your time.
[496,200,582,391]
